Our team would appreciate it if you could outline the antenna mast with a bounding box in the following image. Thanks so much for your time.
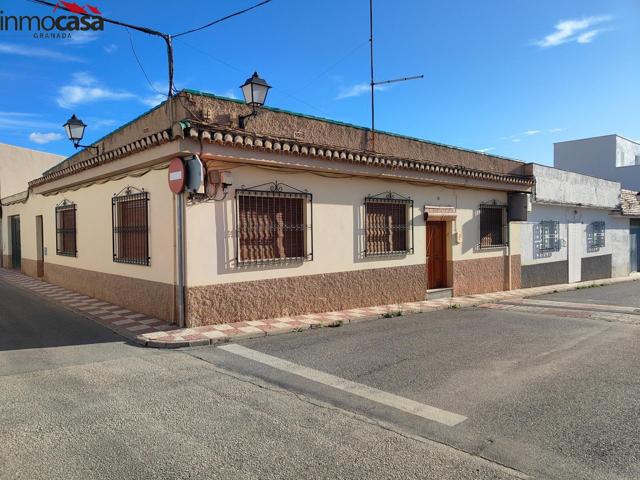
[368,0,423,152]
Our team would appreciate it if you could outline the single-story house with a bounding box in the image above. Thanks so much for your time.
[2,89,550,326]
[516,164,629,287]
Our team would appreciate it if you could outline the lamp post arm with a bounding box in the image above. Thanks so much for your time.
[73,143,100,155]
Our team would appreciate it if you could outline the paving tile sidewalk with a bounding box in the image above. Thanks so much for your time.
[1,267,638,348]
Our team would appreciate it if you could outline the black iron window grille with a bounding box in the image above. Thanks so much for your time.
[364,192,414,256]
[235,181,313,266]
[55,200,77,257]
[479,202,508,249]
[540,220,561,252]
[589,221,606,249]
[112,187,150,266]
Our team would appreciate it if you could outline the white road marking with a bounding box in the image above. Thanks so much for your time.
[219,344,467,427]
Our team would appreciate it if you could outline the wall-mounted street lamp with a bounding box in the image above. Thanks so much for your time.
[63,115,99,154]
[239,72,271,129]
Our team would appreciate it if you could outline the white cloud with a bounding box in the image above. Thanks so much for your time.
[73,71,97,86]
[68,31,101,45]
[478,147,495,153]
[512,138,521,143]
[0,43,82,62]
[29,132,62,144]
[524,130,541,136]
[57,73,170,109]
[336,83,388,100]
[549,128,564,133]
[104,44,118,54]
[534,16,613,48]
[57,85,135,108]
[141,93,167,108]
[0,112,59,131]
[577,30,604,44]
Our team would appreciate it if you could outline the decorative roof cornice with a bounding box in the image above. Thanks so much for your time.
[183,123,535,186]
[27,118,535,190]
[29,129,172,188]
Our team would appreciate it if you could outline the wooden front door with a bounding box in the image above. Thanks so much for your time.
[426,221,447,289]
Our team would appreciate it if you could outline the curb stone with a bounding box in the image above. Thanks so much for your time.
[0,267,638,349]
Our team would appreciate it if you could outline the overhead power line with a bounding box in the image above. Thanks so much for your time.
[125,27,164,95]
[29,0,273,97]
[173,0,272,38]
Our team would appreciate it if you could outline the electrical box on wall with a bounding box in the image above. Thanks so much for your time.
[207,170,233,188]
[184,155,204,194]
[508,192,529,221]
[454,232,462,244]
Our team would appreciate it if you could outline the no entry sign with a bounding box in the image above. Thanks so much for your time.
[168,157,186,194]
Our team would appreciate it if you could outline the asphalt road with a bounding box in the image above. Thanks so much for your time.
[196,281,640,480]
[533,280,640,307]
[0,278,522,480]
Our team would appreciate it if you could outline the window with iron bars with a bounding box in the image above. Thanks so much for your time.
[364,193,413,256]
[235,182,312,265]
[540,220,561,253]
[479,203,508,248]
[112,189,150,266]
[589,221,606,249]
[55,201,77,257]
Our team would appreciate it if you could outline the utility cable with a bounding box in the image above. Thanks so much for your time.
[125,27,165,96]
[173,0,272,38]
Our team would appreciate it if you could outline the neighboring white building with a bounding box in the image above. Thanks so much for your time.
[0,143,63,199]
[516,164,630,288]
[554,135,640,191]
[0,143,63,269]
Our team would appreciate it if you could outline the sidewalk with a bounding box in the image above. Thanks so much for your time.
[1,267,638,348]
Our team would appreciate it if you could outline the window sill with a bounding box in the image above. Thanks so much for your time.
[113,258,151,267]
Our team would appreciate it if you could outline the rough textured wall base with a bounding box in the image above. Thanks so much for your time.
[186,264,427,326]
[43,263,175,323]
[2,255,12,269]
[20,258,38,279]
[452,254,521,296]
[581,254,612,281]
[521,260,569,288]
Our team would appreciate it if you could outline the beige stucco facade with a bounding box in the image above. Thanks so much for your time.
[184,163,522,324]
[1,167,178,322]
[1,91,535,326]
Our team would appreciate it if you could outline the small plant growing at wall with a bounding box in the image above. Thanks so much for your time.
[450,304,461,309]
[382,310,403,318]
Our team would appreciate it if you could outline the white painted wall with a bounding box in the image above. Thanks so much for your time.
[554,135,640,191]
[1,168,176,284]
[519,203,629,277]
[532,163,620,208]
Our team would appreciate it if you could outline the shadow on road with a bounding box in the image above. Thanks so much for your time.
[0,279,124,351]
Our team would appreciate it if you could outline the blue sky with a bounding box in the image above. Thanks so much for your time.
[0,0,638,165]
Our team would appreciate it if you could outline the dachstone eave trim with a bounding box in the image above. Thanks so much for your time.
[29,129,173,188]
[183,122,534,186]
[182,88,528,165]
[29,88,535,189]
[42,99,170,177]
